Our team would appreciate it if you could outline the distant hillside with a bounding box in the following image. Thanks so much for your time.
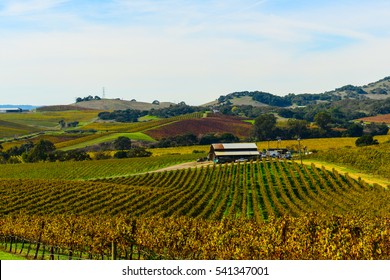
[71,99,175,111]
[208,76,390,108]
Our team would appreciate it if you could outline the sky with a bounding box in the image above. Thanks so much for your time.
[0,0,390,106]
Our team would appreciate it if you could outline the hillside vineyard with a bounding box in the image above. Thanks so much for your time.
[1,159,388,219]
[1,159,389,260]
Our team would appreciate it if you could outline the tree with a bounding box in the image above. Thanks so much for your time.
[114,136,131,150]
[253,114,277,141]
[127,147,152,158]
[314,111,332,130]
[345,123,364,137]
[287,119,308,138]
[355,135,379,147]
[199,134,219,145]
[25,140,56,162]
[59,120,66,129]
[365,122,389,136]
[114,150,128,159]
[218,133,239,143]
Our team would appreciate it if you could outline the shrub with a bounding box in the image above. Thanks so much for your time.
[355,135,379,147]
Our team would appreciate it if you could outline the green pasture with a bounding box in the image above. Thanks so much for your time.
[0,250,26,260]
[0,111,99,128]
[60,132,156,150]
[138,115,160,121]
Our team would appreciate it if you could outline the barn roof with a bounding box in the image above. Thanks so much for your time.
[0,107,22,111]
[214,151,260,156]
[211,143,258,150]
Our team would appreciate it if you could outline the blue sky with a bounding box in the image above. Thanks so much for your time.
[1,0,390,105]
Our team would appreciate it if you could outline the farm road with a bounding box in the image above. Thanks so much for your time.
[152,161,213,172]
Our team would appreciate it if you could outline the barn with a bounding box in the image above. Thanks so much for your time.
[0,107,22,113]
[208,143,260,163]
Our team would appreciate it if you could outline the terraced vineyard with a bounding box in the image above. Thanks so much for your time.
[1,160,388,218]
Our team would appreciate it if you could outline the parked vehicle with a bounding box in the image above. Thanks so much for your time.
[235,158,248,163]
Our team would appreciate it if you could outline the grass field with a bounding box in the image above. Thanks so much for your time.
[0,110,99,128]
[0,119,40,139]
[60,132,156,151]
[0,250,26,260]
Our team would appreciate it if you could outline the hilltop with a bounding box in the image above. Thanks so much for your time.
[73,99,175,111]
[210,76,390,107]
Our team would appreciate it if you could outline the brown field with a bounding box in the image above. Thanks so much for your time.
[144,115,253,139]
[358,114,390,124]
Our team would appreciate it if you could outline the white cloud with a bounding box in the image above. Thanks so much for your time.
[0,0,68,16]
[0,0,389,105]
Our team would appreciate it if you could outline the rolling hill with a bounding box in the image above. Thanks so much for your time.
[71,99,175,111]
[209,76,390,108]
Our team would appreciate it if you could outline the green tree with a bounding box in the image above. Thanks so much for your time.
[314,111,332,130]
[345,123,364,137]
[25,140,56,162]
[253,114,277,141]
[128,147,152,158]
[114,150,128,159]
[114,136,132,150]
[287,119,308,138]
[355,135,379,147]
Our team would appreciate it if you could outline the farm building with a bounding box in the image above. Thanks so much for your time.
[208,143,260,163]
[0,107,22,113]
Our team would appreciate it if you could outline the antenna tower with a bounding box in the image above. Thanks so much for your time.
[102,87,106,99]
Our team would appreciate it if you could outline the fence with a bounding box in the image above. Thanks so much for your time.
[1,235,161,260]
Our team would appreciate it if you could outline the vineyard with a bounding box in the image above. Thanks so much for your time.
[309,142,390,180]
[0,154,200,180]
[144,115,253,140]
[1,159,389,259]
[1,159,389,218]
[80,112,204,133]
[1,213,388,260]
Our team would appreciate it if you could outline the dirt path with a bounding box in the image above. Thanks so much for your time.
[152,161,214,172]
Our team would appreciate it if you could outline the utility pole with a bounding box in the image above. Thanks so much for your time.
[298,137,303,165]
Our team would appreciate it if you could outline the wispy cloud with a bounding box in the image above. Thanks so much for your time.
[0,0,68,16]
[0,0,389,105]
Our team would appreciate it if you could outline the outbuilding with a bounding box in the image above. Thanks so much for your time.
[208,143,260,163]
[0,107,22,113]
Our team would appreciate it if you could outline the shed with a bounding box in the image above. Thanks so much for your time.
[208,143,260,163]
[0,107,22,113]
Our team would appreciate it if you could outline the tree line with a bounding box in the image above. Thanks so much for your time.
[0,136,152,164]
[97,103,206,122]
[252,112,388,144]
[75,95,101,103]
